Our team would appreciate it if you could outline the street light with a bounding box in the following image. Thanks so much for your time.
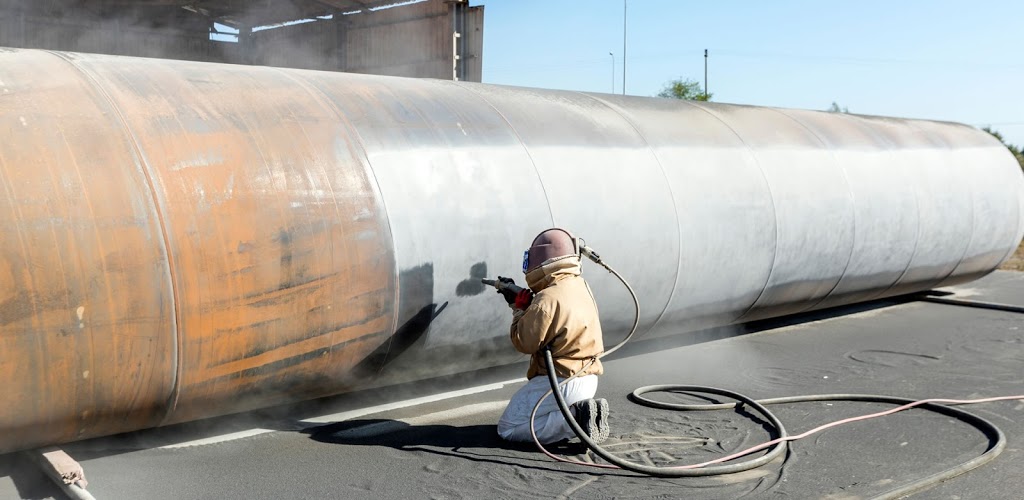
[609,52,615,94]
[704,49,708,99]
[622,0,627,95]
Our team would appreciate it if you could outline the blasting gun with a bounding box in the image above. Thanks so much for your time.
[482,276,534,309]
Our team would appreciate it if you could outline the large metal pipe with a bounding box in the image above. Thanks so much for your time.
[1,48,1021,454]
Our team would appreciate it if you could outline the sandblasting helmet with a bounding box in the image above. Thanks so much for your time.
[523,228,578,273]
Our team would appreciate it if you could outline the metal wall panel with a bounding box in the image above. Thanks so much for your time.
[0,14,24,47]
[463,5,484,82]
[342,1,450,79]
[3,11,214,62]
[0,0,474,80]
[249,20,339,70]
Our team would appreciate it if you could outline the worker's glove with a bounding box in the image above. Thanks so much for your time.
[496,276,519,305]
[514,289,533,310]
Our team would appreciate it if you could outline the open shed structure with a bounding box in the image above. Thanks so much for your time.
[0,0,483,80]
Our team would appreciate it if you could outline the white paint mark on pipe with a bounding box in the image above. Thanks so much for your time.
[19,116,27,127]
[77,306,85,329]
[82,371,89,379]
[353,207,372,221]
[354,230,377,240]
[170,153,224,171]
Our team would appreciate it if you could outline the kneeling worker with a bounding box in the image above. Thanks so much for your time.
[496,228,610,444]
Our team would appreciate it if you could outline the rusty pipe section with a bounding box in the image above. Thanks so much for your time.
[1,48,1022,454]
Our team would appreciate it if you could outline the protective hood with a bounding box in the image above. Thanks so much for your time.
[525,255,582,293]
[525,228,577,273]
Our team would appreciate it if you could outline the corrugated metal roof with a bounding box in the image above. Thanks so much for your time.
[66,0,433,28]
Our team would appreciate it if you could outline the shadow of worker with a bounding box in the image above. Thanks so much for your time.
[302,419,592,470]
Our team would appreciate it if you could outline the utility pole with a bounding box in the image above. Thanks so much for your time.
[704,49,708,99]
[609,52,615,94]
[622,0,627,95]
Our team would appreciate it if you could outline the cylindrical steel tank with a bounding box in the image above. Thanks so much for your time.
[1,48,1021,454]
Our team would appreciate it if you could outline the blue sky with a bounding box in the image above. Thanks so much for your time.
[472,0,1024,147]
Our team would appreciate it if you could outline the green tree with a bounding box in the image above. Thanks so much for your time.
[657,78,711,101]
[982,126,1024,170]
[826,101,849,113]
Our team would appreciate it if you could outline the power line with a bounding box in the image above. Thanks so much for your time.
[708,48,1024,70]
[484,47,1024,75]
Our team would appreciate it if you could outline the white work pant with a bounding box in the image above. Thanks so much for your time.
[497,374,598,444]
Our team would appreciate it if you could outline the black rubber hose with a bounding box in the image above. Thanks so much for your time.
[544,349,788,477]
[919,295,1024,314]
[546,351,1006,496]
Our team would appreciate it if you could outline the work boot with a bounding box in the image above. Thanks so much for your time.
[569,398,610,444]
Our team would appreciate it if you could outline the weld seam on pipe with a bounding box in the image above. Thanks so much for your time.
[771,108,859,313]
[575,92,683,338]
[276,68,402,371]
[48,51,185,420]
[687,103,781,324]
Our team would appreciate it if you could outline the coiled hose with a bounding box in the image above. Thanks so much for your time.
[529,250,1018,498]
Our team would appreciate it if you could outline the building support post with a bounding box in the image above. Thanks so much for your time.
[448,0,467,81]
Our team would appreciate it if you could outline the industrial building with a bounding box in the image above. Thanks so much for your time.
[0,0,483,80]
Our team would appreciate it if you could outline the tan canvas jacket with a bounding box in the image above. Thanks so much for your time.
[510,256,604,379]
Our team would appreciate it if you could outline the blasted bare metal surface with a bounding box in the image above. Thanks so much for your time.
[0,48,1022,453]
[295,73,556,384]
[455,84,680,343]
